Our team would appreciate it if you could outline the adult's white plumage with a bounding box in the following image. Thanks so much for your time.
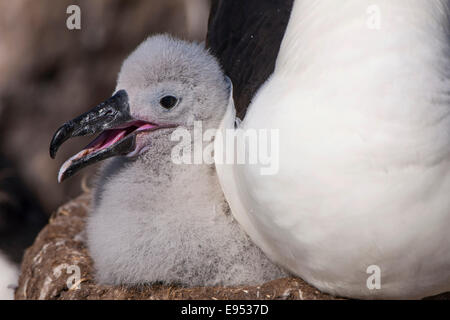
[216,0,450,299]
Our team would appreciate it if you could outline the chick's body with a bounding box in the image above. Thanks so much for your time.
[86,35,286,286]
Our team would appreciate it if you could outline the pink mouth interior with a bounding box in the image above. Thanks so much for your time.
[58,121,160,182]
[84,121,158,154]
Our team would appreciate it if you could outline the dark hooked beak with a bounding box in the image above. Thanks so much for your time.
[50,90,159,182]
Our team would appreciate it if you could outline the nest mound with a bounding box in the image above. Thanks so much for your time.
[15,193,337,300]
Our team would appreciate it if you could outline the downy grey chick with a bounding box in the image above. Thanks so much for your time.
[50,35,286,286]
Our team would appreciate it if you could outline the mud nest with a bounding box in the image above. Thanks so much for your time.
[15,193,341,300]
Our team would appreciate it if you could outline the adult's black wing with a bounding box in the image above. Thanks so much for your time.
[206,0,294,119]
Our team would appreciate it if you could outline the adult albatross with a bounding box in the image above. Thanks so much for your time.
[214,0,450,299]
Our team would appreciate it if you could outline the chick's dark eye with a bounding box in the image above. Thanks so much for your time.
[159,95,178,109]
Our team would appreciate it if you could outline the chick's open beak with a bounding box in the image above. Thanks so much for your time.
[50,90,159,183]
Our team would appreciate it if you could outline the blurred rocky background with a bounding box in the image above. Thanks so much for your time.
[0,0,210,215]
